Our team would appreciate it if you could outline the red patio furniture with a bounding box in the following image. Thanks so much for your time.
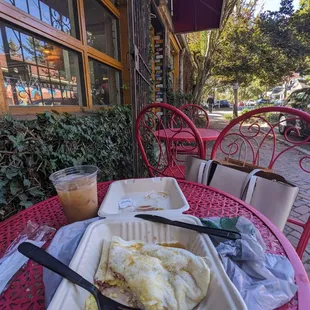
[136,103,205,179]
[161,103,219,156]
[0,181,309,309]
[210,106,310,258]
[180,103,210,128]
[178,103,219,155]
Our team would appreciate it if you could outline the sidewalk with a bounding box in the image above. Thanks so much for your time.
[208,111,310,276]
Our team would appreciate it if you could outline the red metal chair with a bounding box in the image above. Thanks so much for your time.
[210,106,310,258]
[136,103,205,179]
[180,104,210,128]
[171,104,211,155]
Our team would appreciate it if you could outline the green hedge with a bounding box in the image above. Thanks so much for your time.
[0,106,133,221]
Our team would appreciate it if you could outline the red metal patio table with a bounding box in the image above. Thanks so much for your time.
[0,181,309,309]
[155,128,220,154]
[155,128,219,142]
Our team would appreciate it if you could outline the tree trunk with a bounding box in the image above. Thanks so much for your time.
[193,70,205,103]
[284,81,288,99]
[189,0,238,105]
[193,60,211,104]
[233,87,238,118]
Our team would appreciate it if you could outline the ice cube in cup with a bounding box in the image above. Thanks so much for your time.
[49,165,98,223]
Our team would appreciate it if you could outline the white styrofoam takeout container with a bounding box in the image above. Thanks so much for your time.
[48,215,247,310]
[98,177,190,217]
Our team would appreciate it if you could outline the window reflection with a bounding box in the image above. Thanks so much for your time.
[89,58,121,106]
[14,0,28,12]
[4,0,78,38]
[84,0,120,60]
[0,21,82,106]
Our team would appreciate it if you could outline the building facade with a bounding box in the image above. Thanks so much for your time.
[0,0,193,116]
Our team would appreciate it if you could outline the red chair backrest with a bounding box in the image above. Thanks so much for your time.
[211,106,310,169]
[210,106,310,257]
[136,103,205,179]
[180,104,210,129]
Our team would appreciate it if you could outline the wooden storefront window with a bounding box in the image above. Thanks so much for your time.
[3,0,79,38]
[0,0,122,115]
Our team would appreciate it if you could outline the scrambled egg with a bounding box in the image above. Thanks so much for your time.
[85,295,97,310]
[86,236,211,310]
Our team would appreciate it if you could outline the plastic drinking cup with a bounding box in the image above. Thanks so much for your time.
[49,165,98,223]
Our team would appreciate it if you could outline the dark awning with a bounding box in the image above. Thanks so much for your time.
[173,0,225,34]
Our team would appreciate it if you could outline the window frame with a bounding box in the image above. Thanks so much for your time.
[0,0,122,115]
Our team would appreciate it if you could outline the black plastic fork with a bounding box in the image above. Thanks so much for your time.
[18,242,138,310]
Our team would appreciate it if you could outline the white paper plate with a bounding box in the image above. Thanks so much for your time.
[48,215,247,310]
[98,177,190,217]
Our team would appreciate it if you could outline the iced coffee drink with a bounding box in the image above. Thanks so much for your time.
[50,166,98,223]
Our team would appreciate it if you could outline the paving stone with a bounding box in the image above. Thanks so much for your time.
[286,223,304,233]
[289,210,302,219]
[302,253,310,263]
[306,244,310,255]
[298,193,310,201]
[294,205,310,215]
[283,226,293,234]
[298,214,310,223]
[290,230,302,239]
[304,264,310,276]
[294,200,306,207]
[287,235,300,248]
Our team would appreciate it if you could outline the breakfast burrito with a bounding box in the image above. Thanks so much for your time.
[86,236,210,310]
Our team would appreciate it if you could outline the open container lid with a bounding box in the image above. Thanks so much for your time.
[98,177,190,218]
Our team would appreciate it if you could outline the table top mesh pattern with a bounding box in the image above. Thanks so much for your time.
[0,181,297,309]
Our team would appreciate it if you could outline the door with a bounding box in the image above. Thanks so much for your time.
[128,0,152,176]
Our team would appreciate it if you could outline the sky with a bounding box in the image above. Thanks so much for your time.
[258,0,300,12]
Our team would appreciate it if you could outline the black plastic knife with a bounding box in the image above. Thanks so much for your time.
[135,214,241,240]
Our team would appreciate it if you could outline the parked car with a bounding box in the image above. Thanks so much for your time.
[274,99,286,106]
[214,99,230,108]
[278,88,310,137]
[238,101,245,107]
[256,98,268,105]
[246,99,256,106]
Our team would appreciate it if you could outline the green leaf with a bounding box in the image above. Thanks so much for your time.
[28,188,44,197]
[23,179,31,187]
[8,133,25,151]
[0,193,7,205]
[0,179,9,188]
[18,193,28,201]
[5,168,19,180]
[19,200,33,208]
[10,181,22,196]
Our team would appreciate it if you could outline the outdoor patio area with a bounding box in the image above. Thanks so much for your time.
[0,0,310,310]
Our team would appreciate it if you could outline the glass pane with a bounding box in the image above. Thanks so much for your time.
[0,21,83,106]
[84,0,120,60]
[14,0,29,13]
[89,58,121,106]
[4,0,78,38]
